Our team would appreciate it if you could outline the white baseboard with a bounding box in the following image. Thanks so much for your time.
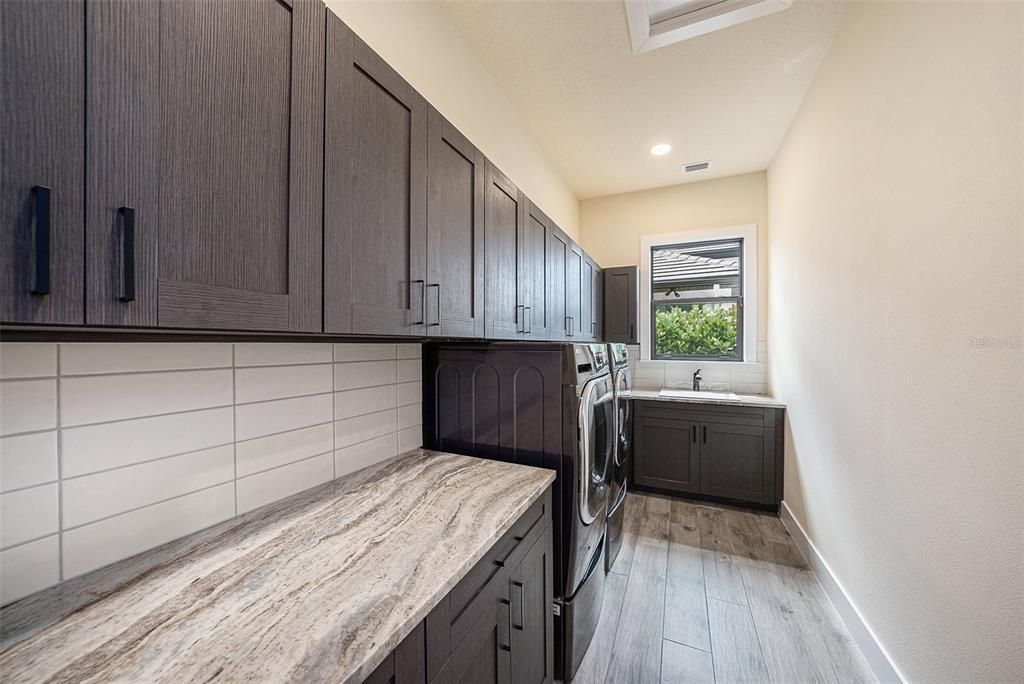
[779,500,907,684]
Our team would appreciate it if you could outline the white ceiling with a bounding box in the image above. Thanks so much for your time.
[440,0,848,199]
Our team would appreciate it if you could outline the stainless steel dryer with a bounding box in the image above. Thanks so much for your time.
[421,342,613,682]
[605,343,632,572]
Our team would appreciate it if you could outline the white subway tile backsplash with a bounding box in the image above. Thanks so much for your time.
[234,343,333,367]
[0,535,59,606]
[62,445,235,529]
[62,483,236,579]
[0,431,58,492]
[398,381,422,407]
[398,403,422,430]
[0,379,57,436]
[397,425,422,454]
[397,359,420,383]
[335,409,398,449]
[235,393,333,442]
[61,407,234,478]
[1,484,59,548]
[0,341,422,604]
[334,385,397,421]
[397,343,422,360]
[236,423,333,478]
[61,369,233,427]
[235,363,332,404]
[236,453,333,514]
[60,343,231,376]
[0,343,57,379]
[335,433,398,478]
[333,360,397,391]
[334,343,397,363]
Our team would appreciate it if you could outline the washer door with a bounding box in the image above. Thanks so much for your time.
[578,374,613,525]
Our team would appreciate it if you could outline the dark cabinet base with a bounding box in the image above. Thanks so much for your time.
[632,400,784,510]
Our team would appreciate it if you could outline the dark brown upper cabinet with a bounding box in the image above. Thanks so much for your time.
[565,242,584,340]
[523,201,553,340]
[589,258,603,342]
[484,163,527,340]
[83,0,325,331]
[545,226,570,341]
[325,14,427,336]
[426,108,485,338]
[603,266,639,344]
[1,0,84,325]
[579,254,594,341]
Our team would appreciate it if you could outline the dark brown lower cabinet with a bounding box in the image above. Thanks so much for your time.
[366,489,554,684]
[633,401,784,508]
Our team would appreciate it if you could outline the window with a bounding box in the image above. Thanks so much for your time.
[650,238,743,361]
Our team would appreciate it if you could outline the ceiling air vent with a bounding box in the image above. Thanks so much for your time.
[625,0,793,54]
[684,160,712,173]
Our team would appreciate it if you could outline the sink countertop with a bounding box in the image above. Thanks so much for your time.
[0,449,556,684]
[631,388,787,409]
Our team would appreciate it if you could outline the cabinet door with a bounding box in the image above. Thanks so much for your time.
[603,266,638,344]
[580,255,594,341]
[434,591,512,684]
[634,414,700,494]
[484,163,526,340]
[426,108,484,338]
[94,0,323,331]
[545,227,569,341]
[1,0,84,324]
[699,422,767,503]
[510,525,554,684]
[325,16,427,336]
[522,202,551,340]
[591,263,603,342]
[565,243,583,340]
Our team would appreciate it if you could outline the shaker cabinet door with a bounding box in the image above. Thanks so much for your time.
[634,414,700,494]
[603,266,639,344]
[523,202,552,340]
[1,0,84,324]
[510,525,555,684]
[426,108,485,338]
[565,243,583,340]
[699,422,768,503]
[545,227,570,341]
[325,14,427,336]
[484,164,526,340]
[121,0,323,331]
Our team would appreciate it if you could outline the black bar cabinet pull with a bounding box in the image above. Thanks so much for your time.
[630,323,635,340]
[512,581,525,630]
[119,207,136,302]
[31,185,51,295]
[692,425,697,443]
[427,283,441,327]
[411,280,425,325]
[523,306,531,334]
[703,425,708,443]
[498,598,512,651]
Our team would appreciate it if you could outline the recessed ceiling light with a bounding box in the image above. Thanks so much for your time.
[650,143,672,156]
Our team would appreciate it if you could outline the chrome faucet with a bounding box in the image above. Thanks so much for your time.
[692,368,702,391]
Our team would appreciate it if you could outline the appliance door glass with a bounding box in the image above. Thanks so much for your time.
[578,375,614,525]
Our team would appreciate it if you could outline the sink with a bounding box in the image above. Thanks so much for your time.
[659,389,741,401]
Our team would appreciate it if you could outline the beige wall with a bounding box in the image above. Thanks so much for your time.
[767,2,1023,681]
[325,1,579,239]
[579,172,769,339]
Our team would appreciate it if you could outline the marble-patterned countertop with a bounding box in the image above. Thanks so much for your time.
[631,388,787,409]
[0,450,555,684]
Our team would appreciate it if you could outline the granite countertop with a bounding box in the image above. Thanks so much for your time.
[0,450,556,684]
[631,388,787,409]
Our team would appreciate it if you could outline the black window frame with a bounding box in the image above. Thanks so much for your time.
[650,237,744,362]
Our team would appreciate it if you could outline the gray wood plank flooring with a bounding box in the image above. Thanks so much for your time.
[571,493,876,684]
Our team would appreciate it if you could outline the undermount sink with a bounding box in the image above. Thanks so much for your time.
[659,389,741,401]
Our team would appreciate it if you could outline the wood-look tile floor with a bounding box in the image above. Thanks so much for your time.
[571,493,876,684]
